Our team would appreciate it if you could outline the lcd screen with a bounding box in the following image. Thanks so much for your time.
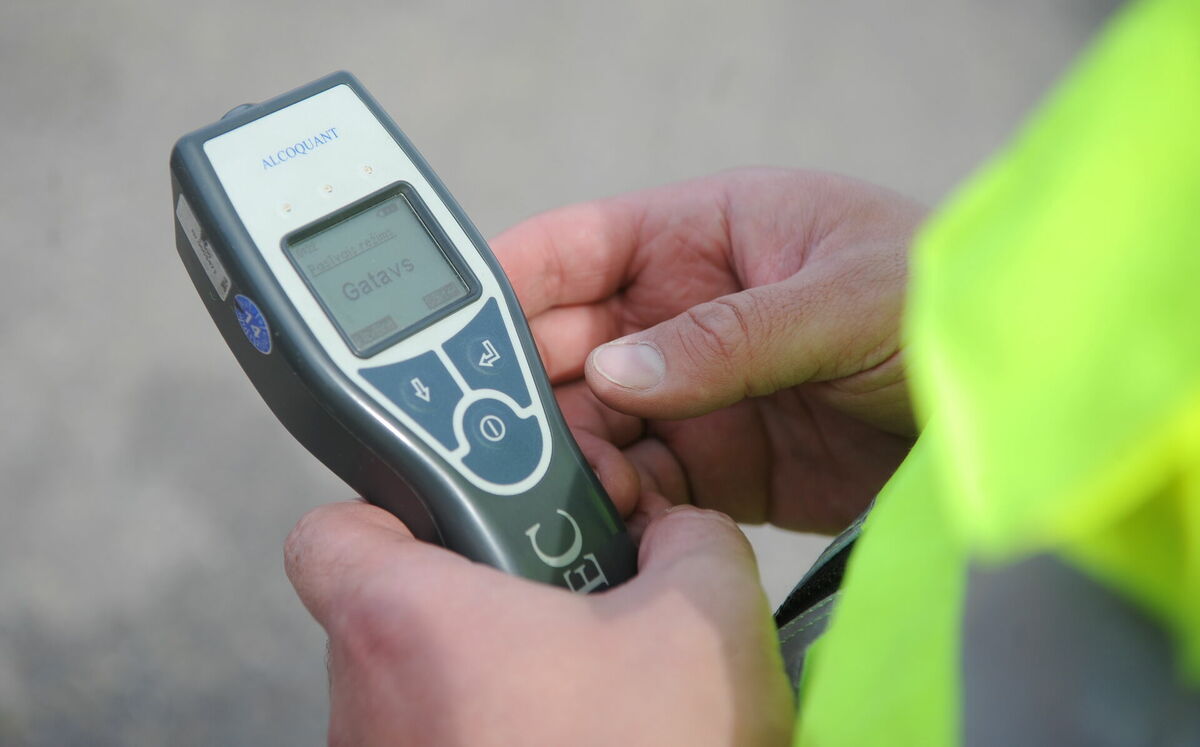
[286,190,471,355]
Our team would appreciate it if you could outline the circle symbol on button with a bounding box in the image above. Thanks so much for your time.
[479,414,507,442]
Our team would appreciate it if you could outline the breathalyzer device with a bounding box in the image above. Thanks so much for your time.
[170,71,635,591]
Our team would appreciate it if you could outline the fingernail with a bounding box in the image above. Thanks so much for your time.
[592,341,665,390]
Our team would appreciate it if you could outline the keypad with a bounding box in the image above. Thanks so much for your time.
[360,298,546,489]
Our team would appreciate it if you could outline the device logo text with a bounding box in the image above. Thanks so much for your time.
[525,509,583,568]
[261,127,340,170]
[525,510,612,593]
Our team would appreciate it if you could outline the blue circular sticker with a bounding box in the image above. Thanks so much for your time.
[233,294,272,354]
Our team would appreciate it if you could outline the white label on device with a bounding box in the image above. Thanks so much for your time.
[176,194,232,300]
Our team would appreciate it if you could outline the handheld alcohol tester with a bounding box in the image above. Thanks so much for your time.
[170,72,635,591]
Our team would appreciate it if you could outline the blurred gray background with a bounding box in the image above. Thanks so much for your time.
[0,1,1116,744]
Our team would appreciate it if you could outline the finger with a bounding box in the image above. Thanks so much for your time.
[634,506,762,602]
[618,439,682,542]
[621,505,794,741]
[283,501,468,628]
[490,200,642,317]
[490,175,736,318]
[622,438,689,508]
[571,428,641,516]
[555,380,644,447]
[529,300,623,383]
[585,270,886,420]
[648,402,772,523]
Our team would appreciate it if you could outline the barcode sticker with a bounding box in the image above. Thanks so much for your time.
[176,194,232,300]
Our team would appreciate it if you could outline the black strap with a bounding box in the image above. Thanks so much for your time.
[773,509,867,690]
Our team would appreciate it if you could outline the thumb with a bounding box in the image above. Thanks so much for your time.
[635,505,763,602]
[618,506,795,743]
[585,280,839,419]
[284,501,474,628]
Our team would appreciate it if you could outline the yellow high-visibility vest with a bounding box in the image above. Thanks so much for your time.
[797,0,1200,743]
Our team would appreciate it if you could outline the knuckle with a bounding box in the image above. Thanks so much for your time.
[683,508,757,560]
[679,295,782,398]
[666,504,739,532]
[283,506,325,575]
[680,298,753,369]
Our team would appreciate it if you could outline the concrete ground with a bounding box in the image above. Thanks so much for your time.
[0,1,1115,743]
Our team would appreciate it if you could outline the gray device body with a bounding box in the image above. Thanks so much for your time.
[170,71,635,591]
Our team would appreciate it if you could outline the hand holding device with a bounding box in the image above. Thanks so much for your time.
[490,169,925,533]
[285,501,795,745]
